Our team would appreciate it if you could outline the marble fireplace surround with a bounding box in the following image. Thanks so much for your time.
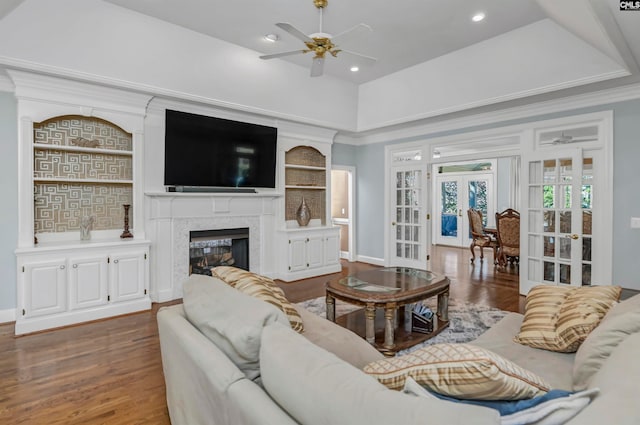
[145,192,279,302]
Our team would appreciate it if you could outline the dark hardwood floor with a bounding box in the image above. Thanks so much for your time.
[0,245,519,424]
[278,245,523,312]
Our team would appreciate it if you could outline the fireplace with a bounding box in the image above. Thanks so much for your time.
[189,228,249,276]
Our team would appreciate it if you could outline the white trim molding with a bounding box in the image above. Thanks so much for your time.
[336,81,640,146]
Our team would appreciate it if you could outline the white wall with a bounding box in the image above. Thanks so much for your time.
[0,0,358,131]
[0,90,17,320]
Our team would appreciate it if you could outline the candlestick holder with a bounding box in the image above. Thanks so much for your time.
[120,204,133,239]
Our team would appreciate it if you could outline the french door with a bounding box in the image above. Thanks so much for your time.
[521,147,600,293]
[389,165,427,268]
[435,174,494,247]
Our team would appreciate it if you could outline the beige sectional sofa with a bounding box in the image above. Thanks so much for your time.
[157,273,640,425]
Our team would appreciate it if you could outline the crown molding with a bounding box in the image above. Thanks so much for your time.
[337,80,640,146]
[0,57,358,132]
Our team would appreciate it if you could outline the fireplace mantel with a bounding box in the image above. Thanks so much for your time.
[145,191,281,302]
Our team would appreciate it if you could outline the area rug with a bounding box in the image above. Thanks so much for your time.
[295,297,509,356]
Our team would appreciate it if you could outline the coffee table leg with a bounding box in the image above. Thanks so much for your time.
[437,290,449,322]
[365,303,375,344]
[326,294,336,322]
[383,305,396,350]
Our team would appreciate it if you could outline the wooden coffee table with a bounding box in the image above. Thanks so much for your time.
[326,267,450,356]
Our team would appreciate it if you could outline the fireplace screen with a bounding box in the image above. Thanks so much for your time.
[189,228,249,275]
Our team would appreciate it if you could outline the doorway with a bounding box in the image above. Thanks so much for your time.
[434,162,495,248]
[331,167,355,261]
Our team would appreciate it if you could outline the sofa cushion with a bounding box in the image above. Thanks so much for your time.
[211,266,304,333]
[363,343,550,400]
[565,332,640,425]
[294,305,384,368]
[472,313,575,390]
[260,323,501,425]
[182,274,290,381]
[573,294,640,390]
[513,285,621,353]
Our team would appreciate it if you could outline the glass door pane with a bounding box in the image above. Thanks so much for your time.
[391,167,424,267]
[524,148,583,292]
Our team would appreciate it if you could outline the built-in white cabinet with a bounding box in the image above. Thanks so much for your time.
[69,255,109,311]
[22,258,67,319]
[277,130,342,282]
[10,71,153,335]
[109,250,147,303]
[281,227,341,281]
[16,242,150,335]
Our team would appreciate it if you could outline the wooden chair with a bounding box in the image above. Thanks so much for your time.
[467,208,498,264]
[495,208,520,268]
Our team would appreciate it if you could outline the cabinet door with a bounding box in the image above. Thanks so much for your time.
[69,255,109,310]
[306,235,324,269]
[22,259,67,318]
[288,237,307,272]
[110,250,147,303]
[324,232,340,266]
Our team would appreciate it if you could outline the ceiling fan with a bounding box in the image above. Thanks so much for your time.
[549,132,598,145]
[259,0,376,77]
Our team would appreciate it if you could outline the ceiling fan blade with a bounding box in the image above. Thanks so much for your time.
[330,23,372,47]
[340,49,377,65]
[260,50,305,60]
[276,23,313,43]
[310,57,324,77]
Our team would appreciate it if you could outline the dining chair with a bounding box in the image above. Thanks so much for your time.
[467,208,498,264]
[495,208,520,268]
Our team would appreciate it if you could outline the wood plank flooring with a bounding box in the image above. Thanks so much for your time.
[0,246,519,424]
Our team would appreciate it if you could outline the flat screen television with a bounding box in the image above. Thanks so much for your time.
[164,110,277,189]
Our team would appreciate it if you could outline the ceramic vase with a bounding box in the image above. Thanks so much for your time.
[80,215,95,241]
[295,197,311,227]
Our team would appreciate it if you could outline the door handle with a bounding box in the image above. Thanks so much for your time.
[458,209,462,217]
[391,222,396,226]
[566,234,579,240]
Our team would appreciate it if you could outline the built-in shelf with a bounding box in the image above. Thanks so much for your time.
[34,178,133,184]
[284,164,326,171]
[33,143,132,156]
[285,185,326,190]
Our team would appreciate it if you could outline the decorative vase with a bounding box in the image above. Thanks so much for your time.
[295,197,311,227]
[120,204,133,239]
[80,215,95,241]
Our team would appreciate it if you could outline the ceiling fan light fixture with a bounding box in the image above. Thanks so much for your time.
[472,12,486,22]
[350,66,359,72]
[263,33,279,42]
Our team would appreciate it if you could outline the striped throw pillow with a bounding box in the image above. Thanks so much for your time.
[514,285,621,353]
[364,343,550,400]
[211,266,304,333]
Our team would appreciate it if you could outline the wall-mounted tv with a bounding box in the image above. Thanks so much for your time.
[164,110,277,190]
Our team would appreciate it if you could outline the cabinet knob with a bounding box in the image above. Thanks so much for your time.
[60,265,65,270]
[73,264,78,268]
[114,259,119,264]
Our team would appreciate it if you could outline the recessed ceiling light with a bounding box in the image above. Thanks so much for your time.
[472,12,485,22]
[263,34,279,42]
[350,66,359,72]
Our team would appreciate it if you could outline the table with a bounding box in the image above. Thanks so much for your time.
[325,267,450,356]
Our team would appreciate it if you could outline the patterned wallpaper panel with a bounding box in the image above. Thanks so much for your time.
[34,149,132,180]
[285,188,326,224]
[34,183,133,234]
[33,116,132,151]
[33,116,134,236]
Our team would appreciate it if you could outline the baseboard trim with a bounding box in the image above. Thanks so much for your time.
[153,289,176,303]
[355,255,385,266]
[0,308,16,324]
